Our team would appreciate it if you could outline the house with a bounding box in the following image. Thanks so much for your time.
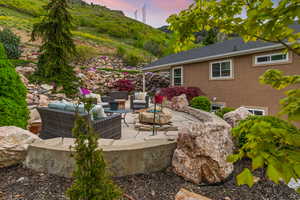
[142,25,300,116]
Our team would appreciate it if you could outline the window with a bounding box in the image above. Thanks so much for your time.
[210,60,233,79]
[211,103,225,112]
[248,108,265,116]
[255,52,288,65]
[172,67,183,86]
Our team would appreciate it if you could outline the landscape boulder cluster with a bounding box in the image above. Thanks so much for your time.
[16,54,170,107]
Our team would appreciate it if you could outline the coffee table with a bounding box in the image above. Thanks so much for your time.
[104,109,132,127]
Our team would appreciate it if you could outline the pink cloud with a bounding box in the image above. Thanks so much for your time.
[151,0,192,12]
[85,0,136,11]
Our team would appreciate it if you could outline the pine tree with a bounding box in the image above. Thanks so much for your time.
[67,99,122,200]
[0,43,29,128]
[31,0,78,96]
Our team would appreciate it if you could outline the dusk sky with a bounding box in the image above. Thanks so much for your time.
[84,0,194,27]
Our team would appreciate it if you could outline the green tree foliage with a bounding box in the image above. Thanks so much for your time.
[67,98,122,200]
[0,28,22,59]
[228,116,300,190]
[30,0,78,96]
[215,107,235,119]
[190,96,211,112]
[0,43,28,128]
[168,0,300,189]
[260,70,300,121]
[167,0,300,54]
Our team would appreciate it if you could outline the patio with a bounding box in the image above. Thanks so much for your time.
[113,100,200,140]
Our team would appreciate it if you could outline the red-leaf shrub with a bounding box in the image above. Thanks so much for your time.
[158,86,205,102]
[113,79,135,92]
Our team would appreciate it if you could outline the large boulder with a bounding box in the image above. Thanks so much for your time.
[171,94,189,111]
[172,114,234,184]
[175,188,212,200]
[0,126,41,168]
[223,107,253,127]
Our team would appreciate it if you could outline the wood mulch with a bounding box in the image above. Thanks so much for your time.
[0,160,299,200]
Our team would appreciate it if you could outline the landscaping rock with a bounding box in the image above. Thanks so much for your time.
[0,126,41,168]
[28,108,41,124]
[175,188,212,200]
[172,119,234,184]
[171,94,189,111]
[139,108,172,125]
[38,94,49,106]
[223,107,253,127]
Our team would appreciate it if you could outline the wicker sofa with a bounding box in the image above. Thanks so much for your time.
[37,107,121,140]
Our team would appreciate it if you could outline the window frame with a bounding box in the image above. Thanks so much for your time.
[247,108,266,116]
[172,66,184,86]
[211,102,226,112]
[254,52,289,65]
[209,59,233,80]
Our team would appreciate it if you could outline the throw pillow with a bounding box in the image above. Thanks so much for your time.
[91,105,107,120]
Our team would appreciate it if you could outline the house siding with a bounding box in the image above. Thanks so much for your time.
[174,50,300,116]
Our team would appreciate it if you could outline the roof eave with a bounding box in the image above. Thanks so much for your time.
[142,43,284,72]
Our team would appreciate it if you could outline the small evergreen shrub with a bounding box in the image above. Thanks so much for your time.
[215,107,235,118]
[233,115,299,148]
[0,28,22,59]
[190,96,211,112]
[67,99,122,200]
[0,43,28,128]
[159,86,205,102]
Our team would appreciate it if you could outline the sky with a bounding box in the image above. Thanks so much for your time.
[83,0,194,27]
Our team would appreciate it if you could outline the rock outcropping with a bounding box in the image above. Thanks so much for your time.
[0,126,41,168]
[172,107,234,184]
[223,107,253,128]
[171,94,189,112]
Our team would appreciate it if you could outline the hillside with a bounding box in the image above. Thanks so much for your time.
[0,0,170,65]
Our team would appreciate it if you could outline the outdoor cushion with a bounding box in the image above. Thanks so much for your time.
[48,102,67,110]
[91,105,107,120]
[100,102,109,107]
[64,103,86,113]
[134,92,147,100]
[86,93,102,103]
[133,100,147,104]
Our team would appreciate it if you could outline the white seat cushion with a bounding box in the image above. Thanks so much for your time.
[91,105,107,120]
[100,102,109,107]
[133,100,146,104]
[134,92,147,100]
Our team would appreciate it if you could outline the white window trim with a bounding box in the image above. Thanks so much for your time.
[209,59,233,80]
[172,66,184,86]
[254,52,289,65]
[247,108,266,116]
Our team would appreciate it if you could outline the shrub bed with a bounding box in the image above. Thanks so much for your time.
[158,86,205,102]
[190,96,211,112]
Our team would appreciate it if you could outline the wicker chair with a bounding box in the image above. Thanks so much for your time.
[37,107,121,140]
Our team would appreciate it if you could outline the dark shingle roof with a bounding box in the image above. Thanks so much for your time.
[144,23,300,70]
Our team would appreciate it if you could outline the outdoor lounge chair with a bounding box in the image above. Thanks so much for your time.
[37,107,122,139]
[130,92,150,110]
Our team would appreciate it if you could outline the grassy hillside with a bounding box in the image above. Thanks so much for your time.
[0,0,170,65]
